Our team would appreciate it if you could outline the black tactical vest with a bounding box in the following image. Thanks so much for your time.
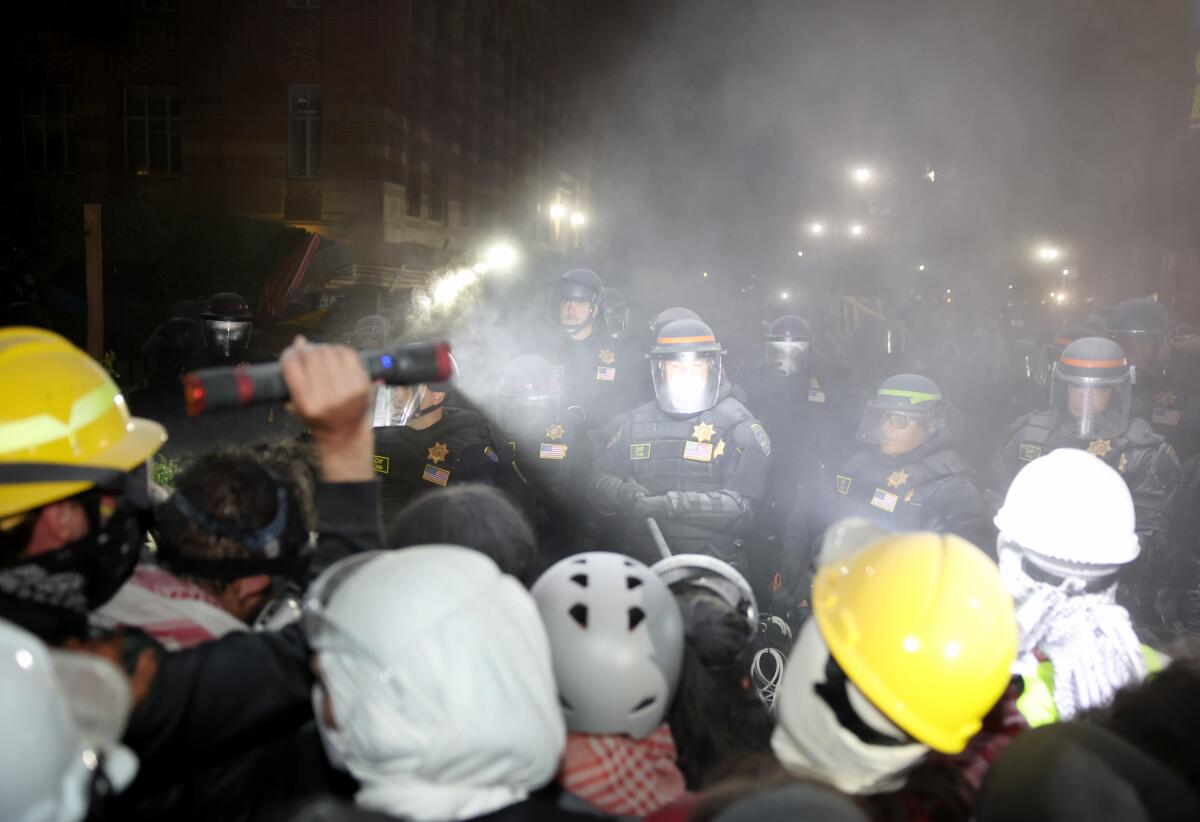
[833,443,970,532]
[625,396,754,493]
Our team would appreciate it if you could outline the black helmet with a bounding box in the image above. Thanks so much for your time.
[649,307,701,341]
[556,269,603,335]
[856,373,945,445]
[650,318,723,415]
[765,315,812,376]
[600,287,630,340]
[1105,298,1170,337]
[350,314,391,350]
[495,354,562,436]
[200,292,253,359]
[1033,325,1092,387]
[1051,337,1132,439]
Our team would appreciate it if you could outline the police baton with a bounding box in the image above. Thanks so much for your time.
[181,341,452,416]
[645,517,673,561]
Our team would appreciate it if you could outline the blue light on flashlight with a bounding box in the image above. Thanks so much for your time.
[380,355,394,369]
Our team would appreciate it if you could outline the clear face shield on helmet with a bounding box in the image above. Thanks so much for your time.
[1050,371,1132,440]
[202,319,252,359]
[855,401,940,455]
[884,327,906,356]
[652,351,722,415]
[766,339,810,376]
[1033,345,1062,386]
[495,384,562,438]
[371,384,441,428]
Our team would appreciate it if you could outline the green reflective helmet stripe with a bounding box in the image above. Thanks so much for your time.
[877,388,941,405]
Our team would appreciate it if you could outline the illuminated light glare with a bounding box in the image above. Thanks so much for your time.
[433,279,460,306]
[918,264,926,271]
[944,641,961,659]
[549,203,567,220]
[1050,291,1057,298]
[809,222,826,236]
[797,250,804,257]
[902,635,921,653]
[570,211,587,227]
[702,272,709,278]
[1056,292,1067,304]
[1062,268,1071,276]
[925,168,937,182]
[484,242,518,272]
[1008,284,1014,289]
[852,166,873,184]
[15,649,32,669]
[472,261,490,274]
[1037,246,1062,262]
[780,291,790,300]
[849,223,864,237]
[380,355,394,369]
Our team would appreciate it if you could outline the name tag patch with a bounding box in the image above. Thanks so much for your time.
[373,455,390,474]
[630,443,652,460]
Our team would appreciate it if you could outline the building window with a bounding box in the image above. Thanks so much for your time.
[289,84,322,178]
[125,86,181,175]
[22,85,74,173]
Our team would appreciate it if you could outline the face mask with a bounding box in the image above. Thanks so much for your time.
[312,684,351,772]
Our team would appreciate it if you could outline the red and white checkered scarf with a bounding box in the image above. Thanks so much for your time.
[558,724,687,818]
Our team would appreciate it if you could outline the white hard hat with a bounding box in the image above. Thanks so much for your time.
[994,448,1139,570]
[0,619,136,822]
[532,552,685,740]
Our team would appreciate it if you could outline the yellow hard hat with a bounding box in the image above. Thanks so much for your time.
[0,327,166,519]
[812,531,1017,754]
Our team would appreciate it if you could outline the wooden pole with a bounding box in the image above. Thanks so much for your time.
[84,204,103,358]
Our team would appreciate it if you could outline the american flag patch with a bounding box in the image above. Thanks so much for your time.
[683,441,714,462]
[1153,407,1182,426]
[422,464,450,486]
[539,443,568,460]
[870,488,899,513]
[596,366,616,382]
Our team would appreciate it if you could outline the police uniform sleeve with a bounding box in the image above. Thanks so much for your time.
[1127,442,1182,547]
[987,414,1033,497]
[922,474,994,557]
[587,413,647,514]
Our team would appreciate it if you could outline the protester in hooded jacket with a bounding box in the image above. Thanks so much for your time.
[994,448,1164,727]
[533,552,689,820]
[0,328,381,822]
[292,545,596,822]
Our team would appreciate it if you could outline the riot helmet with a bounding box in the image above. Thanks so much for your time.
[650,318,723,416]
[1104,298,1170,376]
[200,292,253,360]
[600,287,631,340]
[495,354,562,437]
[556,269,603,336]
[766,315,812,377]
[856,374,945,457]
[1050,337,1132,440]
[648,307,701,343]
[1034,325,1092,387]
[349,314,391,350]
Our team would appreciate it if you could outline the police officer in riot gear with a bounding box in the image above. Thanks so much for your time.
[542,269,637,433]
[493,354,595,558]
[739,316,841,584]
[1005,324,1093,426]
[371,361,501,525]
[589,318,770,569]
[776,373,984,627]
[993,336,1182,624]
[192,291,262,367]
[1106,298,1200,461]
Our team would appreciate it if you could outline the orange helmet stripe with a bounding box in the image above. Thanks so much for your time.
[656,334,716,345]
[1060,356,1126,368]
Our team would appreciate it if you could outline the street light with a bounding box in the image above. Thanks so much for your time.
[918,264,926,271]
[849,223,864,237]
[797,250,804,257]
[549,203,567,221]
[1061,268,1070,276]
[1036,246,1061,262]
[852,166,874,185]
[484,242,518,273]
[781,291,790,300]
[570,211,587,227]
[809,221,826,236]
